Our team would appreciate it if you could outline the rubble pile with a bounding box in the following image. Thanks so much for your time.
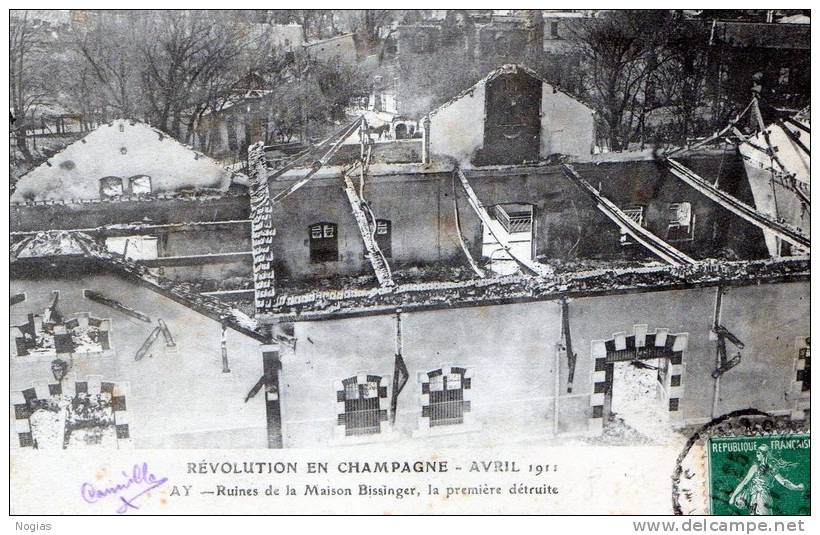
[261,256,810,319]
[10,188,247,206]
[28,393,118,449]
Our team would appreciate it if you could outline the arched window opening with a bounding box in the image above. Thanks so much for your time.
[336,375,388,436]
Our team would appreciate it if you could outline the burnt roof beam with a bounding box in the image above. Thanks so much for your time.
[268,118,365,206]
[342,169,395,287]
[560,164,697,267]
[455,167,553,278]
[665,158,810,252]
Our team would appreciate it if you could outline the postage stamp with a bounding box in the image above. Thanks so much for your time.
[707,434,810,515]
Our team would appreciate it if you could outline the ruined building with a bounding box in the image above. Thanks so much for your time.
[244,64,809,448]
[10,119,254,296]
[10,65,809,449]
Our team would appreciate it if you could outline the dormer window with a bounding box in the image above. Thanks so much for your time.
[129,175,152,195]
[99,177,124,199]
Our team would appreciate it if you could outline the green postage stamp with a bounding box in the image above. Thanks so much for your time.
[708,434,810,515]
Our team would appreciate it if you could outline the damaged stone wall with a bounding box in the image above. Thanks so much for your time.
[427,66,595,165]
[264,152,770,283]
[10,272,268,448]
[279,278,808,447]
[576,155,769,259]
[11,196,254,284]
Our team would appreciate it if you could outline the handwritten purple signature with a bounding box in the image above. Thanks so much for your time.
[81,462,168,514]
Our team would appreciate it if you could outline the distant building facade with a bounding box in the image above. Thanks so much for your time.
[10,120,253,290]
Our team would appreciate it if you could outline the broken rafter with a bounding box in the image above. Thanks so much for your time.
[751,99,792,175]
[734,124,811,207]
[561,164,697,266]
[342,170,394,287]
[451,173,486,278]
[10,219,253,238]
[158,318,176,348]
[135,326,162,361]
[84,289,152,323]
[665,158,810,250]
[783,116,810,135]
[12,230,266,341]
[263,116,361,182]
[778,119,810,157]
[454,167,552,278]
[732,127,773,160]
[667,98,755,156]
[269,118,364,206]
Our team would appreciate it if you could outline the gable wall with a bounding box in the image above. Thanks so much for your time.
[12,121,234,202]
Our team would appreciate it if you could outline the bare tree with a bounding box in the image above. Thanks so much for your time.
[569,11,676,151]
[139,11,248,138]
[67,12,142,121]
[9,11,55,160]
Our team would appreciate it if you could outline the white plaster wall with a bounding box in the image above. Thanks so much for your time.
[283,301,561,448]
[10,273,267,448]
[12,120,234,202]
[428,79,595,164]
[428,84,487,164]
[281,280,809,447]
[716,282,809,416]
[540,87,595,158]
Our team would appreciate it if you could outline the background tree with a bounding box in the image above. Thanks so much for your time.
[138,10,249,139]
[568,11,676,151]
[67,12,143,121]
[9,11,59,160]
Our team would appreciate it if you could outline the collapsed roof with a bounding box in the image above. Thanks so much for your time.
[11,231,267,341]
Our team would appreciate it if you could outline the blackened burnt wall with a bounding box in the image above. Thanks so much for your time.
[267,153,768,282]
[480,71,542,165]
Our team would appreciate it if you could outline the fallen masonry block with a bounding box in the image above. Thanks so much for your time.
[84,290,151,323]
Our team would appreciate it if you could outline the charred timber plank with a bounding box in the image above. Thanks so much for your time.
[778,120,810,157]
[269,118,364,206]
[135,326,162,361]
[455,167,552,277]
[784,116,810,135]
[342,172,394,287]
[264,117,362,183]
[451,174,486,278]
[83,289,152,323]
[560,164,697,266]
[138,251,253,267]
[665,158,810,249]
